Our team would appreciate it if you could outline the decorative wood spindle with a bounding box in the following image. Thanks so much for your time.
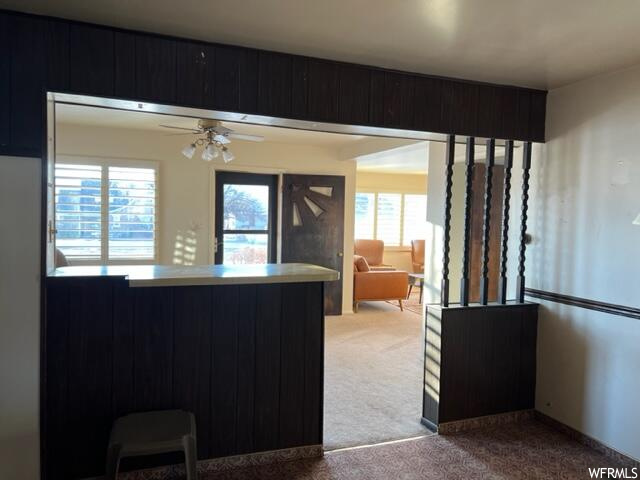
[460,136,475,306]
[479,138,495,305]
[441,134,455,307]
[497,140,514,304]
[516,142,532,303]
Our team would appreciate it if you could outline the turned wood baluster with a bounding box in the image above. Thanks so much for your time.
[441,134,455,307]
[497,140,514,304]
[479,138,495,305]
[516,142,532,303]
[460,137,474,306]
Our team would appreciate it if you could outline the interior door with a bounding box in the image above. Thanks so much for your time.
[214,171,278,264]
[282,174,345,315]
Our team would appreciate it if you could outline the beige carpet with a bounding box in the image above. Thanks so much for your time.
[324,300,430,450]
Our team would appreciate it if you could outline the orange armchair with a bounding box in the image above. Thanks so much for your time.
[411,239,425,273]
[354,239,395,271]
[353,255,408,312]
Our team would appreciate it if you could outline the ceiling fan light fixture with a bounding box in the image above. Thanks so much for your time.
[202,143,219,162]
[222,147,235,163]
[181,143,196,159]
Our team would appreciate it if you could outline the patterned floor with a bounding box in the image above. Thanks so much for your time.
[199,420,635,480]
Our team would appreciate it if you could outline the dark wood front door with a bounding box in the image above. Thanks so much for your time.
[282,174,345,315]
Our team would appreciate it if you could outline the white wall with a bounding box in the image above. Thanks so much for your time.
[0,156,41,480]
[57,124,357,313]
[530,64,640,460]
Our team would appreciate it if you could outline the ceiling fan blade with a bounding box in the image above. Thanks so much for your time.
[228,133,264,142]
[214,134,231,145]
[163,132,197,136]
[159,124,201,133]
[212,125,234,135]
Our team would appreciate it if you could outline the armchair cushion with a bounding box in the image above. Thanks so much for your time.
[353,255,370,272]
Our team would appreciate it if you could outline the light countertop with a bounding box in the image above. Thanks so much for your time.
[48,263,339,287]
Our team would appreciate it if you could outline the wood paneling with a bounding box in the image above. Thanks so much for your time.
[308,59,338,122]
[0,12,10,149]
[384,72,415,129]
[258,51,292,118]
[337,64,370,125]
[114,31,136,99]
[9,14,45,155]
[69,24,114,96]
[213,45,240,111]
[176,41,214,108]
[1,11,547,158]
[134,35,177,103]
[44,277,324,479]
[423,302,538,426]
[43,19,69,92]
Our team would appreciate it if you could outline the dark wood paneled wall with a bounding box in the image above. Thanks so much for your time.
[0,9,547,159]
[423,303,538,427]
[45,277,324,479]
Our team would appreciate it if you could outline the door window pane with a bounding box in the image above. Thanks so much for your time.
[403,194,427,246]
[354,192,375,239]
[222,233,268,264]
[376,193,402,246]
[223,184,269,230]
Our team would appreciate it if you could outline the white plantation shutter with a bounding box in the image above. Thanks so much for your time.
[354,192,375,239]
[54,160,157,263]
[108,166,156,260]
[55,163,102,260]
[376,193,402,246]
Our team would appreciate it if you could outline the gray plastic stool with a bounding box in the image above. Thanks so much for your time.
[105,410,197,480]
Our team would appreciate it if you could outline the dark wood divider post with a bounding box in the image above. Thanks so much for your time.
[497,140,514,304]
[479,138,495,305]
[516,142,532,303]
[441,134,455,306]
[460,137,475,306]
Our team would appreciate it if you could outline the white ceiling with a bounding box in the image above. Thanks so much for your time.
[356,143,429,175]
[56,104,366,149]
[4,0,640,89]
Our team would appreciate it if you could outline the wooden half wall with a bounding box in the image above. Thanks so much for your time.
[423,302,538,429]
[0,9,547,159]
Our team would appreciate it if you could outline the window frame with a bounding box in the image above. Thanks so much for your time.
[354,189,427,250]
[54,155,160,265]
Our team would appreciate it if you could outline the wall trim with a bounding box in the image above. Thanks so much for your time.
[534,411,640,467]
[525,288,640,320]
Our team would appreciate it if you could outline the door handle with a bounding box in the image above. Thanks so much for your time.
[48,220,57,243]
[337,252,343,257]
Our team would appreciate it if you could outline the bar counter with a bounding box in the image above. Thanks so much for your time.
[44,263,336,479]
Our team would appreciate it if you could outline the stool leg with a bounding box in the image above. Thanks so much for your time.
[105,443,121,480]
[183,435,198,480]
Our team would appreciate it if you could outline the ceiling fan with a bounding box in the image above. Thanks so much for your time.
[159,119,264,163]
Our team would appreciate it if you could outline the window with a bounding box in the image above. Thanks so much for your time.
[354,192,427,247]
[214,172,278,265]
[55,160,157,263]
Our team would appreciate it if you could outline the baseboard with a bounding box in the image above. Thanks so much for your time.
[534,411,640,467]
[106,444,324,480]
[437,409,535,434]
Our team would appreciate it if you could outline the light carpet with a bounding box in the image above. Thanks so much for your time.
[323,300,430,450]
